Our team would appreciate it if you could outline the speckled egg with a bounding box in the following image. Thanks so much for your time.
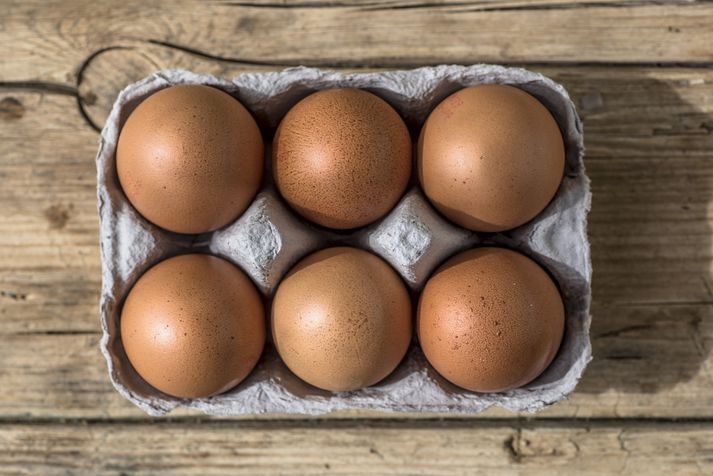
[120,254,265,398]
[272,88,412,229]
[271,247,412,392]
[418,84,565,232]
[116,85,264,234]
[417,247,565,392]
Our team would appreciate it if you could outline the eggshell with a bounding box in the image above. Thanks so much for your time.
[417,247,565,393]
[271,247,412,392]
[116,85,264,234]
[418,84,565,232]
[272,88,412,229]
[120,254,265,398]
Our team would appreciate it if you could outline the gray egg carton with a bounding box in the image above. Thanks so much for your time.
[97,65,591,416]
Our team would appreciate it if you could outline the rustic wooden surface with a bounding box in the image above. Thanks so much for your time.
[2,0,713,473]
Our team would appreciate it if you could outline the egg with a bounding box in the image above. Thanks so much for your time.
[272,88,412,229]
[271,247,412,392]
[120,254,265,398]
[116,85,264,234]
[417,247,564,392]
[418,84,565,232]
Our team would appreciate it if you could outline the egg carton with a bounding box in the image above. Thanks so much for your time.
[97,65,591,416]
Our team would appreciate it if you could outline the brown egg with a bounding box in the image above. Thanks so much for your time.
[117,85,264,234]
[418,84,565,232]
[417,247,564,392]
[271,247,412,392]
[272,88,412,229]
[120,254,265,398]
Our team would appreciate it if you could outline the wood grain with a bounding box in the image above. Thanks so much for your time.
[1,421,711,475]
[3,1,713,473]
[2,0,713,86]
[0,302,711,419]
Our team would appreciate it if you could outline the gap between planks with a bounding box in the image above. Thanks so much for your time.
[3,417,713,426]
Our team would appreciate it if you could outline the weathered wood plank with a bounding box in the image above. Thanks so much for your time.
[0,421,711,475]
[2,0,712,89]
[1,301,711,419]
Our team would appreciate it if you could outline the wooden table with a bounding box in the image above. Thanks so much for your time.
[2,1,713,474]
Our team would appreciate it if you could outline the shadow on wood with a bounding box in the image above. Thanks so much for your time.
[550,70,713,395]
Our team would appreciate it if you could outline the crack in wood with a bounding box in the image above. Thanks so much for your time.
[617,300,713,307]
[143,39,713,69]
[221,0,389,7]
[504,428,523,463]
[75,45,133,132]
[145,39,298,67]
[439,0,694,14]
[703,277,713,301]
[0,290,28,301]
[218,0,695,12]
[12,330,98,336]
[597,324,654,338]
[0,81,77,96]
[3,415,713,427]
[605,354,644,360]
[369,446,385,460]
[617,430,631,472]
